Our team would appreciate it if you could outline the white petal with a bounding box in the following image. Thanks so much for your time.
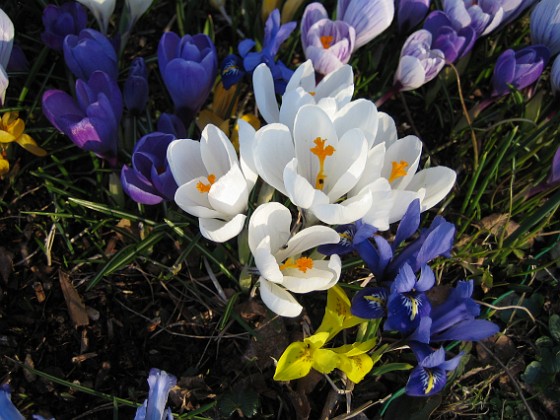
[167,139,205,186]
[311,189,373,225]
[238,119,258,190]
[0,8,14,69]
[285,59,315,93]
[253,236,284,283]
[317,97,338,118]
[276,225,340,262]
[259,279,303,317]
[407,166,457,211]
[333,99,378,148]
[200,124,239,178]
[253,63,280,123]
[174,179,223,219]
[282,268,336,293]
[395,55,426,92]
[248,202,292,255]
[207,164,249,216]
[359,178,393,230]
[199,214,246,243]
[279,87,315,132]
[253,123,295,196]
[315,64,354,106]
[387,189,424,224]
[373,112,398,147]
[349,142,386,197]
[382,135,422,190]
[284,158,330,209]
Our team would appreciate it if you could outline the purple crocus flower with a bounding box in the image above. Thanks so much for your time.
[394,29,446,92]
[63,28,118,81]
[121,132,178,205]
[397,0,431,33]
[0,384,24,419]
[157,32,217,121]
[337,0,394,50]
[530,0,560,56]
[7,44,28,72]
[410,280,500,343]
[445,0,504,37]
[124,57,148,115]
[423,10,477,63]
[552,54,560,93]
[499,0,537,28]
[405,343,463,397]
[384,264,435,334]
[41,2,88,52]
[134,368,177,420]
[301,3,356,75]
[42,70,122,165]
[491,45,550,97]
[157,112,187,139]
[238,9,296,94]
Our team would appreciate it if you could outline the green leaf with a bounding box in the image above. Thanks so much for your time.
[521,361,545,385]
[370,362,414,376]
[549,314,560,343]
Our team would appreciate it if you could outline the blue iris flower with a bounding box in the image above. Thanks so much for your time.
[134,368,177,420]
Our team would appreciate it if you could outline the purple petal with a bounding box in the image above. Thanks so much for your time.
[432,319,500,342]
[121,165,164,205]
[394,198,420,249]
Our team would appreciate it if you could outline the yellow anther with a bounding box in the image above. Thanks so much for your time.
[320,35,334,49]
[388,160,409,183]
[196,174,216,193]
[279,257,314,273]
[310,137,335,190]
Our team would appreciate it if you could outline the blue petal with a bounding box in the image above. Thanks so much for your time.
[146,368,177,420]
[351,287,388,319]
[353,220,376,244]
[385,291,431,334]
[394,198,420,249]
[405,365,447,396]
[0,385,24,420]
[415,265,435,292]
[391,263,416,294]
[415,218,455,270]
[238,39,256,57]
[431,319,500,342]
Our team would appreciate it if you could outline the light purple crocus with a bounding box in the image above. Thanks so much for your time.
[42,70,122,165]
[397,0,431,33]
[134,368,177,420]
[394,29,446,91]
[552,51,560,93]
[41,2,88,52]
[491,45,550,97]
[500,0,537,28]
[124,57,148,115]
[157,32,217,122]
[337,0,394,50]
[423,10,477,63]
[530,0,560,56]
[301,3,356,75]
[121,132,178,205]
[445,0,504,37]
[406,343,463,397]
[63,28,118,81]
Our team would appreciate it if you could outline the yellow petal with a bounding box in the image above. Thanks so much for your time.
[213,81,238,118]
[304,331,330,348]
[196,110,226,133]
[332,338,377,357]
[7,117,25,138]
[316,286,365,341]
[2,111,17,127]
[16,134,48,157]
[0,130,16,143]
[312,348,340,374]
[337,354,375,384]
[282,0,305,23]
[274,341,314,381]
[0,156,9,176]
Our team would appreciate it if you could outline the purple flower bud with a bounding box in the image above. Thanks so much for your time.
[158,32,217,122]
[423,11,477,63]
[121,132,178,204]
[394,29,446,91]
[397,0,431,33]
[63,28,118,81]
[124,57,148,115]
[41,2,88,52]
[302,13,356,75]
[491,45,550,97]
[42,70,122,164]
[337,0,395,50]
[530,0,560,56]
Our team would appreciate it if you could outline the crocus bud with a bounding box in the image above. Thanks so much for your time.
[530,0,560,56]
[337,0,395,50]
[394,29,446,91]
[63,28,118,81]
[157,32,218,122]
[491,45,550,97]
[121,132,178,204]
[76,0,116,34]
[41,2,88,51]
[124,0,153,27]
[423,10,477,63]
[123,57,148,114]
[551,54,560,93]
[397,0,430,33]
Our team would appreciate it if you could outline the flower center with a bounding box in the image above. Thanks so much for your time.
[425,369,436,394]
[404,294,419,320]
[320,35,334,49]
[310,137,336,190]
[279,257,314,273]
[388,160,409,183]
[196,174,216,193]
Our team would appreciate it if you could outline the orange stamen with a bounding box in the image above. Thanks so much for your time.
[320,35,334,49]
[279,257,314,273]
[310,137,335,190]
[196,174,216,193]
[388,161,408,183]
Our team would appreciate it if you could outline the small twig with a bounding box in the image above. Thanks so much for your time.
[203,256,228,303]
[475,301,536,323]
[476,341,537,420]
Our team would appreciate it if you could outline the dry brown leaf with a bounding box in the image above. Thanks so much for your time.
[59,270,89,328]
[0,246,14,284]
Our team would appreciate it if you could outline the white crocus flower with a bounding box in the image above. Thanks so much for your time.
[249,202,342,317]
[0,7,13,106]
[253,60,354,131]
[125,0,154,26]
[77,0,116,34]
[168,124,254,243]
[253,104,381,225]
